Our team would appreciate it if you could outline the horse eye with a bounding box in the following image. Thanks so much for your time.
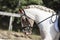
[23,16,26,20]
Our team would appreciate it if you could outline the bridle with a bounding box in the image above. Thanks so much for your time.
[19,8,31,19]
[19,9,33,34]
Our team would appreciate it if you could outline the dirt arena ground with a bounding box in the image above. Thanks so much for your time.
[0,30,41,40]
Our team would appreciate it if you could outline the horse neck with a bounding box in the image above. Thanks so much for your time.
[34,9,53,23]
[24,8,56,23]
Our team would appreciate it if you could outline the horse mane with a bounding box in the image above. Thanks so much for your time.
[26,5,55,13]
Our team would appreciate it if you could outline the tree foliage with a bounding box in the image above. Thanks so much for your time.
[0,0,43,13]
[0,0,19,12]
[42,0,60,11]
[20,0,43,5]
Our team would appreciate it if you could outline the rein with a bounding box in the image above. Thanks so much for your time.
[37,13,57,25]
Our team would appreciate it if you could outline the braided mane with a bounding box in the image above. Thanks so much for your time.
[26,5,55,13]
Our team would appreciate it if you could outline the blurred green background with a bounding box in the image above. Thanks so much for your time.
[0,0,60,13]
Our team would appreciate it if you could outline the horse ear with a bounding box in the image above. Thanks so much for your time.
[19,9,24,14]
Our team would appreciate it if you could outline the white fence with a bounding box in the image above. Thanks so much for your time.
[0,11,21,31]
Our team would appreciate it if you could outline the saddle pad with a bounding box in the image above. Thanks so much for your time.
[58,16,60,32]
[54,16,59,32]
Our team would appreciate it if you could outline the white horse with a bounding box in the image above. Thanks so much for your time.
[19,5,60,40]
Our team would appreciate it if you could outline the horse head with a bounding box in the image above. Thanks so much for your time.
[19,8,34,35]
